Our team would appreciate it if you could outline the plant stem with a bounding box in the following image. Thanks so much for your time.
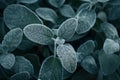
[54,41,57,57]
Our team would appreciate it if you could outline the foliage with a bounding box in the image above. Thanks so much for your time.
[0,0,120,80]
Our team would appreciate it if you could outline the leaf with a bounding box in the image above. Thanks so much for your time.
[36,7,58,24]
[17,0,38,4]
[23,24,54,45]
[2,28,23,52]
[97,11,107,22]
[108,5,120,20]
[76,9,96,34]
[38,56,62,80]
[12,56,34,75]
[103,39,119,54]
[101,22,119,39]
[4,4,43,29]
[57,44,77,73]
[99,53,120,75]
[0,44,3,53]
[77,40,95,54]
[81,56,97,74]
[59,4,75,18]
[10,71,30,80]
[48,0,65,8]
[0,54,15,69]
[58,18,78,40]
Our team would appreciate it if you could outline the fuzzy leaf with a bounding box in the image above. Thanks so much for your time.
[58,18,77,40]
[36,7,58,24]
[0,54,15,69]
[10,71,30,80]
[2,28,23,52]
[4,4,42,29]
[57,44,77,73]
[101,22,119,39]
[59,4,75,18]
[12,56,34,75]
[24,24,54,45]
[76,9,96,34]
[103,39,119,54]
[77,40,95,54]
[99,53,120,75]
[38,56,62,80]
[81,56,97,74]
[48,0,65,8]
[18,0,38,4]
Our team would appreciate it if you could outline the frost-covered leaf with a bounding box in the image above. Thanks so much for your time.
[0,54,15,69]
[58,18,78,40]
[76,9,96,34]
[101,22,119,39]
[12,56,34,75]
[2,28,23,52]
[36,7,58,24]
[0,44,3,53]
[81,56,97,74]
[38,56,62,80]
[17,0,38,4]
[97,11,107,22]
[59,4,75,18]
[4,4,42,29]
[48,0,65,8]
[99,53,120,75]
[10,71,30,80]
[77,40,95,54]
[97,0,109,3]
[24,24,54,45]
[103,39,119,54]
[57,44,77,73]
[108,5,120,21]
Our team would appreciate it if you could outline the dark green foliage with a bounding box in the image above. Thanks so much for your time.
[0,0,120,80]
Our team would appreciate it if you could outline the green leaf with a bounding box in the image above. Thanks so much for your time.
[76,9,96,34]
[38,56,62,80]
[4,4,43,29]
[77,40,95,54]
[2,28,23,52]
[17,0,38,4]
[0,54,15,69]
[10,71,30,80]
[23,24,54,45]
[81,56,97,74]
[99,53,120,75]
[48,0,65,8]
[59,4,75,18]
[103,39,119,54]
[36,7,58,24]
[101,22,119,39]
[12,56,34,75]
[58,18,78,40]
[57,44,77,73]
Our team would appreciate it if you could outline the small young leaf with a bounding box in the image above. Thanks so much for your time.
[101,22,119,39]
[99,53,120,75]
[77,40,95,54]
[57,44,77,73]
[97,11,107,22]
[10,71,30,80]
[4,4,43,29]
[17,0,38,4]
[38,56,62,80]
[59,4,75,18]
[2,28,23,52]
[24,24,54,45]
[58,18,78,40]
[81,56,97,74]
[48,0,65,8]
[0,54,15,69]
[76,9,96,34]
[103,39,119,54]
[36,7,58,24]
[12,56,34,75]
